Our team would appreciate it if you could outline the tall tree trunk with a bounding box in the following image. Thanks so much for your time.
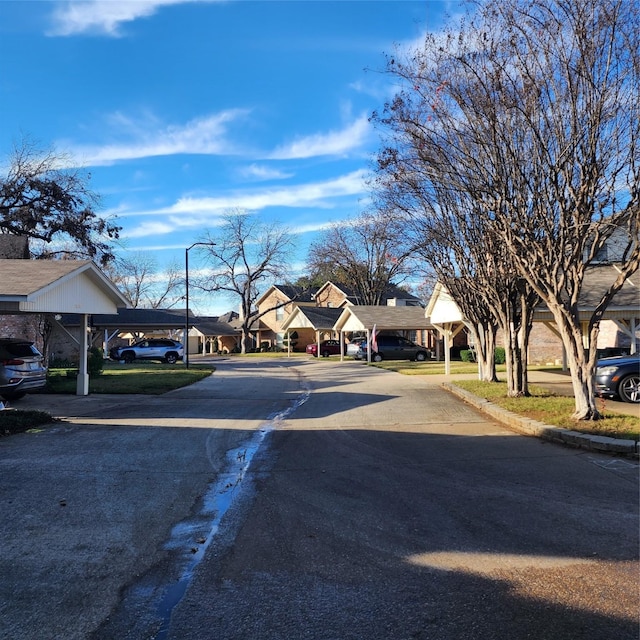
[551,307,602,420]
[469,321,498,382]
[501,288,535,397]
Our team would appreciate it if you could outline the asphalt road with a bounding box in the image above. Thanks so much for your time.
[1,358,638,640]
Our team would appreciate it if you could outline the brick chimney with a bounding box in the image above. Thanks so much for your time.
[0,235,29,258]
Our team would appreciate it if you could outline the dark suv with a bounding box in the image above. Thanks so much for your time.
[109,339,184,364]
[0,338,48,400]
[356,335,429,362]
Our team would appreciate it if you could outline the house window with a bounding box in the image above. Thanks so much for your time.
[276,306,284,321]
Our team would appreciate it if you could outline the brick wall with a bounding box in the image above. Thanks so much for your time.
[314,284,349,308]
[0,314,40,343]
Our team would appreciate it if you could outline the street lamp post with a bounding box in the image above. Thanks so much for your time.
[185,241,215,369]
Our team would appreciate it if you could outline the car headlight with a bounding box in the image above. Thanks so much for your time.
[596,366,619,376]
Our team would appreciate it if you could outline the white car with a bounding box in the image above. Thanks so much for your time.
[346,337,366,357]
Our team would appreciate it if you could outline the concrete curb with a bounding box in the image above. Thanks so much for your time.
[442,382,639,458]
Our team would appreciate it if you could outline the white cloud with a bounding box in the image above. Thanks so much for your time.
[238,164,294,181]
[170,169,368,214]
[47,0,219,37]
[118,170,369,238]
[289,221,337,235]
[65,110,250,166]
[268,115,372,159]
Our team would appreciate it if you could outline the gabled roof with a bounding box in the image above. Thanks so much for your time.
[191,316,241,336]
[334,306,433,333]
[315,281,423,306]
[281,306,343,331]
[0,259,130,314]
[425,283,465,324]
[256,284,318,306]
[533,265,639,321]
[427,265,639,326]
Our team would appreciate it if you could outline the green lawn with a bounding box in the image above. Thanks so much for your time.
[454,379,639,441]
[46,361,214,394]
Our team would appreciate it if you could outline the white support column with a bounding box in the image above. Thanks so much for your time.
[76,314,90,396]
[444,324,452,375]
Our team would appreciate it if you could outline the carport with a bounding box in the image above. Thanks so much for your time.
[61,307,188,355]
[0,259,130,395]
[333,305,433,362]
[426,265,640,374]
[424,283,468,375]
[281,306,343,356]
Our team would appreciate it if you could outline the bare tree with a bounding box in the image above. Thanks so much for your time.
[374,164,537,387]
[307,210,416,304]
[197,210,296,353]
[0,138,120,265]
[374,0,639,417]
[106,252,183,309]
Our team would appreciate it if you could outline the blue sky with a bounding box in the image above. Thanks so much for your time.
[0,0,455,314]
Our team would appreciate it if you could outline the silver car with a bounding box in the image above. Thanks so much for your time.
[0,338,48,400]
[109,338,184,364]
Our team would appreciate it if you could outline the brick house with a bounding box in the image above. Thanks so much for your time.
[256,281,432,352]
[254,285,319,351]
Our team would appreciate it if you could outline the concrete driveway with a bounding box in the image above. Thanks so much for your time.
[1,358,638,640]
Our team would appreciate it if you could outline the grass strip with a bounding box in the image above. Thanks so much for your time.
[454,380,639,441]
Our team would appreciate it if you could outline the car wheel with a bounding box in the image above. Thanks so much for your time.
[373,353,383,362]
[321,350,330,358]
[618,374,640,403]
[165,353,178,364]
[415,352,427,362]
[122,352,135,364]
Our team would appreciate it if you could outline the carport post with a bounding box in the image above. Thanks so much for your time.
[76,314,90,396]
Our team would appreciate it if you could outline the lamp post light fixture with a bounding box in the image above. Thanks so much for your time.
[184,241,215,369]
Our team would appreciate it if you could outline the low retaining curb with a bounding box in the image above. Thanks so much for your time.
[442,382,639,458]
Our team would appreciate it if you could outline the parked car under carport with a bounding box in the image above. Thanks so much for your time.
[0,338,48,400]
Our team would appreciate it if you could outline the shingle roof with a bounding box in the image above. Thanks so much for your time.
[317,281,423,305]
[299,307,343,327]
[273,284,319,303]
[335,306,432,332]
[62,308,242,334]
[1,259,92,295]
[61,307,187,328]
[192,316,241,336]
[577,265,639,308]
